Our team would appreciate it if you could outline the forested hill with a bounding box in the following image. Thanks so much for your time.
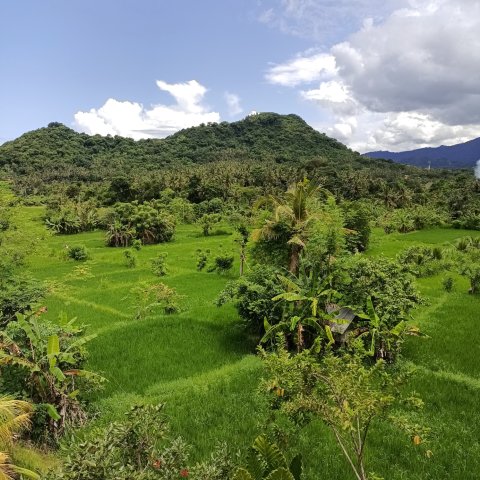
[365,136,480,169]
[0,113,394,178]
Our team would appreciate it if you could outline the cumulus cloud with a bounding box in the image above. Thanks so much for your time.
[266,52,336,87]
[74,80,220,139]
[224,92,243,116]
[265,0,480,151]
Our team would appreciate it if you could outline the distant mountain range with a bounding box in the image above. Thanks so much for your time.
[365,136,480,169]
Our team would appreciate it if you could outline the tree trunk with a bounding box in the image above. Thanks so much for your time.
[288,245,301,275]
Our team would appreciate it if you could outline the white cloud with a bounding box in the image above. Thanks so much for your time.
[266,52,337,87]
[224,92,243,116]
[264,0,480,152]
[74,80,220,139]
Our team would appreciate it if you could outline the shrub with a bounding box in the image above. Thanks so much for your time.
[337,256,422,325]
[442,276,455,292]
[66,245,89,261]
[198,213,222,236]
[106,201,176,247]
[0,310,103,443]
[123,250,137,268]
[217,265,284,333]
[341,201,372,252]
[0,275,46,326]
[397,245,446,277]
[208,253,234,274]
[132,239,142,251]
[151,253,168,277]
[45,200,98,234]
[131,283,183,319]
[196,249,210,271]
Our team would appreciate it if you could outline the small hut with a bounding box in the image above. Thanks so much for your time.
[326,304,357,343]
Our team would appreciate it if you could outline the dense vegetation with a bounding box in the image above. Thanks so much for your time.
[0,114,479,479]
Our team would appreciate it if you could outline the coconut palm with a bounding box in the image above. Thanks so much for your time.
[0,396,39,480]
[253,179,329,274]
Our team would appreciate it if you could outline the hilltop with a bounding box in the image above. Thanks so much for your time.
[0,113,394,179]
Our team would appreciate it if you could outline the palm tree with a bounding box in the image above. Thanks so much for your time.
[253,179,327,274]
[0,396,39,480]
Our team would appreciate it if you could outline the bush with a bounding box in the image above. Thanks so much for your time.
[217,265,284,333]
[198,213,222,236]
[45,200,98,234]
[342,201,372,252]
[131,283,183,319]
[196,249,210,271]
[337,256,422,325]
[442,276,455,292]
[397,245,446,277]
[151,253,168,277]
[67,245,89,261]
[106,201,176,247]
[132,239,142,251]
[0,310,103,443]
[0,275,46,326]
[208,253,234,274]
[124,250,137,268]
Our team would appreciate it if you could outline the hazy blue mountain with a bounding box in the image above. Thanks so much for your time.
[365,136,480,168]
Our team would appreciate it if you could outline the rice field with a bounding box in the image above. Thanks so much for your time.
[18,206,480,479]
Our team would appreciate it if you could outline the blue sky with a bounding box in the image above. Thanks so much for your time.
[1,0,479,152]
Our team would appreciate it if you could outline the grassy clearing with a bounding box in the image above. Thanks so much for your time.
[19,210,480,478]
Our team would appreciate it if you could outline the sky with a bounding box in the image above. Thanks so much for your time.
[1,0,479,152]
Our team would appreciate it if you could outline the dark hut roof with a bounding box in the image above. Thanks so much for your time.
[326,304,356,335]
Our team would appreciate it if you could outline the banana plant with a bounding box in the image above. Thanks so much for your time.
[233,435,302,480]
[356,296,426,361]
[0,310,104,437]
[261,267,341,351]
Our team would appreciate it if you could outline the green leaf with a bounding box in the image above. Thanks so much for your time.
[272,292,306,303]
[253,435,287,471]
[11,465,41,479]
[325,325,335,346]
[247,450,265,480]
[265,468,295,480]
[289,454,303,480]
[50,365,66,382]
[47,334,60,369]
[232,468,254,480]
[45,403,61,421]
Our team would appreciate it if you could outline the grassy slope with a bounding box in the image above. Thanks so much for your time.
[20,208,480,479]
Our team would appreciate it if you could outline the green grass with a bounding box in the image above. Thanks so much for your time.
[17,210,480,478]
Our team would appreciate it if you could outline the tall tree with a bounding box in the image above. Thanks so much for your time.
[253,179,326,274]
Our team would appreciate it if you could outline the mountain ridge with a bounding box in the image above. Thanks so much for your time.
[365,136,480,169]
[0,113,398,178]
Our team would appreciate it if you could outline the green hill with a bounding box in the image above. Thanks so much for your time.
[0,113,395,178]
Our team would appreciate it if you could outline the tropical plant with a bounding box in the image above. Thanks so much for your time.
[261,266,341,352]
[216,266,284,334]
[45,200,98,234]
[106,201,176,247]
[0,396,40,480]
[253,179,329,274]
[260,347,428,480]
[0,310,103,441]
[66,245,89,261]
[233,435,302,480]
[105,221,135,247]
